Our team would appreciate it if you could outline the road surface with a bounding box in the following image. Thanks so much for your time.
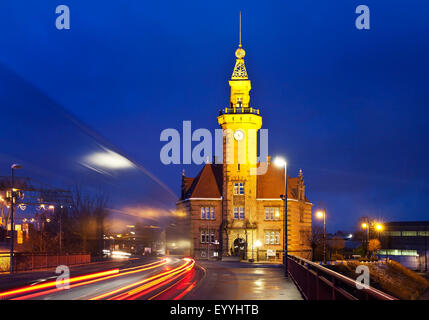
[0,258,301,300]
[185,261,303,300]
[0,256,201,300]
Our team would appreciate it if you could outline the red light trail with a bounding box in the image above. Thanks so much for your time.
[0,258,168,300]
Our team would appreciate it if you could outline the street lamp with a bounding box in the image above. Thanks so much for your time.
[375,223,383,235]
[255,240,262,262]
[315,209,327,264]
[273,157,288,277]
[361,221,369,257]
[10,163,22,274]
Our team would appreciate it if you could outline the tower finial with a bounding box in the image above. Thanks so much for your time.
[239,11,242,47]
[231,11,247,79]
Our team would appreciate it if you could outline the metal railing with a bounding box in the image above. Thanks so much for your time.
[287,255,397,300]
[0,253,91,272]
[218,107,260,116]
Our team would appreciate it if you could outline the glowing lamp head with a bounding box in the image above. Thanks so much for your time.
[316,210,324,219]
[273,157,287,168]
[255,240,262,248]
[375,224,383,231]
[361,223,368,229]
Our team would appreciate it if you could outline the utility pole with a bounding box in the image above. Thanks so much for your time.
[10,164,22,274]
[59,205,63,255]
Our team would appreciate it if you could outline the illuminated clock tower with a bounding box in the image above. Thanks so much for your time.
[175,16,313,262]
[217,25,262,257]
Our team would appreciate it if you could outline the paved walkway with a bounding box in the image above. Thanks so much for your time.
[186,261,303,300]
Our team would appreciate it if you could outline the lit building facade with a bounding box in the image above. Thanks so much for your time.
[175,35,313,261]
[379,221,429,271]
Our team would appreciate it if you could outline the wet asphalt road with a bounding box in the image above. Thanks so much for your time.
[0,258,302,300]
[186,261,303,300]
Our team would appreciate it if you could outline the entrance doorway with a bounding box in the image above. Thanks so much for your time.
[233,238,246,260]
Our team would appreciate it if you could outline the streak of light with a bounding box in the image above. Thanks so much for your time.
[82,148,135,170]
[9,259,167,300]
[122,261,194,298]
[90,258,194,300]
[147,269,196,300]
[173,280,197,300]
[134,270,189,300]
[0,269,119,298]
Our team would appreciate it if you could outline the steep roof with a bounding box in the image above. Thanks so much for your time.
[257,163,310,201]
[180,162,310,202]
[181,164,223,200]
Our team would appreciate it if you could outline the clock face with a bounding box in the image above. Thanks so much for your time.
[234,130,244,141]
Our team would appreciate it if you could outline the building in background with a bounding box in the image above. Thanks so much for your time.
[175,33,312,261]
[379,221,429,271]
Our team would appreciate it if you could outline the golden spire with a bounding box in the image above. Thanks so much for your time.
[232,11,248,80]
[239,11,242,47]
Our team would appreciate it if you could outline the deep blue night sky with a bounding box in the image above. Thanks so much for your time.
[0,1,428,232]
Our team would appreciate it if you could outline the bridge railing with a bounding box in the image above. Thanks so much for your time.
[287,254,397,300]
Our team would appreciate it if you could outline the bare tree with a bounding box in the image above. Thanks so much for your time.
[70,187,109,256]
[306,225,324,261]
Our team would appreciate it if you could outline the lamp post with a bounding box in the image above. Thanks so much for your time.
[375,223,383,240]
[10,163,22,274]
[316,209,327,264]
[361,220,369,257]
[273,157,288,277]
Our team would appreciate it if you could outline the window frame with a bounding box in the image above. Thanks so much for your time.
[201,206,215,220]
[265,207,280,221]
[265,231,280,245]
[233,182,245,195]
[233,206,245,220]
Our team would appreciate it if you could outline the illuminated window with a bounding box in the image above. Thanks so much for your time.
[402,231,417,236]
[211,231,215,243]
[201,207,215,220]
[234,207,245,219]
[377,249,418,256]
[385,231,401,236]
[265,207,280,220]
[234,182,244,195]
[265,231,280,245]
[265,232,270,244]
